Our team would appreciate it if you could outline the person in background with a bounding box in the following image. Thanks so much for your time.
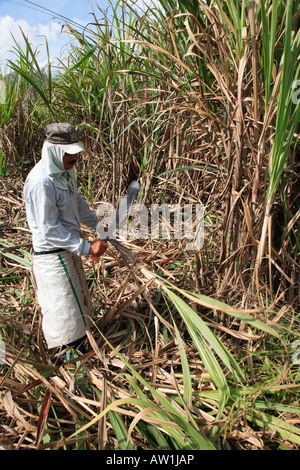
[23,123,107,360]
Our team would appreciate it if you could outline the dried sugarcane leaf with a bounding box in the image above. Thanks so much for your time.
[36,388,52,448]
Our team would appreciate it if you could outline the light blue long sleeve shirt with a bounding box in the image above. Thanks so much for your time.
[23,160,98,256]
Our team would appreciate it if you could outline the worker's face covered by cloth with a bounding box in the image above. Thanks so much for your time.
[42,123,85,193]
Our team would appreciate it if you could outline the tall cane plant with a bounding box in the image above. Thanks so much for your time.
[256,0,300,271]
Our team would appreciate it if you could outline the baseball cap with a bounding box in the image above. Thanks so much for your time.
[45,123,85,154]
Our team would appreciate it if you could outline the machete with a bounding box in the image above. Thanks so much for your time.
[92,180,141,261]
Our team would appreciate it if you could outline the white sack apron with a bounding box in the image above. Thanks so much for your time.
[32,251,93,348]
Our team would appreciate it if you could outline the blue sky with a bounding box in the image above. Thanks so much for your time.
[0,0,106,70]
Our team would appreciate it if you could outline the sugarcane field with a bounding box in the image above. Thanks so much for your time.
[0,0,299,452]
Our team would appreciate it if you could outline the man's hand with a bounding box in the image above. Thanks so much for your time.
[89,240,108,258]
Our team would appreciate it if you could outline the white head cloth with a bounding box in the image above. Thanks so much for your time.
[41,141,77,193]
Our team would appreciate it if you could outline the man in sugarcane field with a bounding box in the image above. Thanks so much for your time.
[23,123,107,360]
